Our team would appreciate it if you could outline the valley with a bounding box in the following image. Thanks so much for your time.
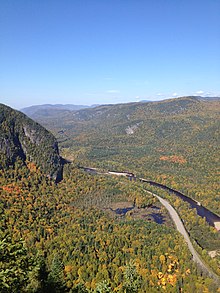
[0,97,220,292]
[1,0,220,291]
[82,166,220,230]
[81,166,220,282]
[32,96,220,215]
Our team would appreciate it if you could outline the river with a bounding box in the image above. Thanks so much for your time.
[81,167,220,230]
[140,179,220,231]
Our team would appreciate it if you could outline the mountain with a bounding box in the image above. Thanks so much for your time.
[21,103,92,120]
[32,96,220,214]
[0,103,63,182]
[195,96,220,101]
[1,99,220,292]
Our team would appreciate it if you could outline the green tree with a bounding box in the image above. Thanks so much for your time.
[123,260,142,293]
[95,280,112,293]
[47,255,66,292]
[0,236,31,292]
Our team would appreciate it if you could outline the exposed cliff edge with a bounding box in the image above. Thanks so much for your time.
[0,103,63,182]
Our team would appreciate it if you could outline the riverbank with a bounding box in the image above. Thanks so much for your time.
[145,190,220,285]
[81,166,220,284]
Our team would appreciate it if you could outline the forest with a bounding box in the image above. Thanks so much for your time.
[1,97,220,292]
[33,97,220,215]
[1,161,219,292]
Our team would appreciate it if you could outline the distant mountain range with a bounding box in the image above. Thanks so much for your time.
[21,96,219,120]
[21,104,93,119]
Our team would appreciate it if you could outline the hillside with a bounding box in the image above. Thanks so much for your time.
[1,99,220,292]
[0,104,63,182]
[21,103,96,120]
[33,96,220,214]
[1,160,220,292]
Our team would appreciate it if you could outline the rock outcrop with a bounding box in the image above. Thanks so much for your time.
[0,103,63,182]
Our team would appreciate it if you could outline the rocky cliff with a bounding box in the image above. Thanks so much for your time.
[0,103,63,182]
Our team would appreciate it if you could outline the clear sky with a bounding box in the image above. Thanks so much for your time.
[0,0,220,109]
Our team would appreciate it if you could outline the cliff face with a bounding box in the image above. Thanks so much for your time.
[0,104,63,182]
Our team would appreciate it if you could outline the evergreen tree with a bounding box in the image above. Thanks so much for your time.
[47,255,66,292]
[0,236,31,292]
[123,260,142,293]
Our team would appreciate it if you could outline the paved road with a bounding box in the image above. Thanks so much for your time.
[145,190,220,284]
[82,166,220,284]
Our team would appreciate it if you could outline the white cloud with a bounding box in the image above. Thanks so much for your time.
[192,90,220,97]
[172,92,178,97]
[203,92,211,97]
[203,91,220,97]
[107,90,120,94]
[195,90,204,95]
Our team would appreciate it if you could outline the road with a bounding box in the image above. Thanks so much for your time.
[145,190,220,284]
[82,166,220,284]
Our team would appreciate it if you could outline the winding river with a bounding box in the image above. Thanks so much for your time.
[140,178,220,231]
[146,190,220,284]
[82,167,220,230]
[82,166,220,284]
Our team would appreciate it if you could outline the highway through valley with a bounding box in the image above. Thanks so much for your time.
[82,166,220,285]
[145,190,220,285]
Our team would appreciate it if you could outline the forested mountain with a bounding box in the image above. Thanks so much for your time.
[21,103,95,120]
[0,104,63,182]
[1,98,220,292]
[196,96,220,101]
[33,96,220,214]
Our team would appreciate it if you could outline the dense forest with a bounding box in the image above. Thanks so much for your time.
[1,98,220,292]
[1,162,219,292]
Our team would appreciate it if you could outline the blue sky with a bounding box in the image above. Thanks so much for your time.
[0,0,220,109]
